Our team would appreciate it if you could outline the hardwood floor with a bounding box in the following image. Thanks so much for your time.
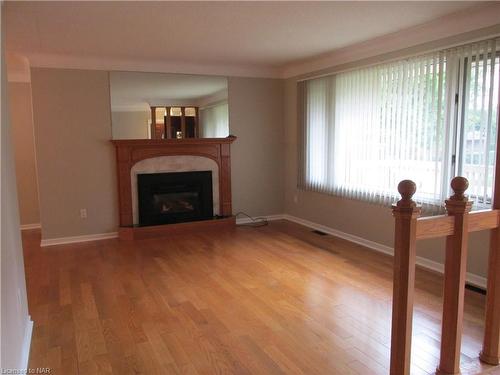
[23,220,500,374]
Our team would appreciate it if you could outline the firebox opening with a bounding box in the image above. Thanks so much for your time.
[138,171,213,226]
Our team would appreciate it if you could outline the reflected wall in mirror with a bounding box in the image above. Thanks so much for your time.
[110,71,229,139]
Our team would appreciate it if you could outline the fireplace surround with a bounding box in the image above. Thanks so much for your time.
[111,137,236,239]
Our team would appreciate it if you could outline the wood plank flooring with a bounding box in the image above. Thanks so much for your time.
[23,220,500,374]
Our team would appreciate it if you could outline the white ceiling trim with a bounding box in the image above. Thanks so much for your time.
[281,2,500,79]
[147,92,229,109]
[28,52,281,79]
[197,89,228,108]
[146,98,203,107]
[111,104,149,113]
[111,95,229,112]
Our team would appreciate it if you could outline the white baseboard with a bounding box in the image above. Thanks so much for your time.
[282,214,487,290]
[20,223,41,230]
[40,232,118,247]
[412,253,487,290]
[34,214,487,289]
[20,317,33,370]
[236,214,286,225]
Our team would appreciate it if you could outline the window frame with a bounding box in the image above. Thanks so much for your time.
[455,52,500,206]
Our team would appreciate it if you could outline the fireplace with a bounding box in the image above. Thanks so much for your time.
[138,171,214,226]
[112,137,236,239]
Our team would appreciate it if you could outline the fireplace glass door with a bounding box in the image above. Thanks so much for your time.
[138,171,213,226]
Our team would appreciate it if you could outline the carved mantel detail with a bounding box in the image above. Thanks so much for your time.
[111,136,237,228]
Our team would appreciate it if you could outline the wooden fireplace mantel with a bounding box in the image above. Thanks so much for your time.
[111,136,237,235]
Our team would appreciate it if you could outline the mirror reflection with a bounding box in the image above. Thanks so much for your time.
[110,72,229,139]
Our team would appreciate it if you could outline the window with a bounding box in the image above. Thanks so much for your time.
[170,107,182,117]
[155,107,166,124]
[199,101,229,138]
[150,106,200,139]
[458,53,500,206]
[184,107,196,117]
[299,38,500,212]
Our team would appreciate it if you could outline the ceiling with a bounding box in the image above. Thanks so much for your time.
[5,1,492,77]
[110,71,227,111]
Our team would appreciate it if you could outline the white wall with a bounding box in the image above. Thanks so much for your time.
[1,3,33,370]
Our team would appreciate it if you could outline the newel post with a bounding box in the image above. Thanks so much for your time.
[437,177,472,375]
[390,180,421,375]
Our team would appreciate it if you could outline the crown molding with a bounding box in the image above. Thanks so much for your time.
[26,52,281,79]
[197,88,228,108]
[111,104,149,113]
[281,2,500,79]
[146,98,202,107]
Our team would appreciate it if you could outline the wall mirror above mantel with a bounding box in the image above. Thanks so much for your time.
[110,71,229,140]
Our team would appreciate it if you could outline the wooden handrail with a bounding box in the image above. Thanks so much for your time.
[415,215,454,239]
[390,177,500,375]
[415,209,500,240]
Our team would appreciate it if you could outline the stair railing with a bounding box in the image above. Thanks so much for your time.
[390,177,500,375]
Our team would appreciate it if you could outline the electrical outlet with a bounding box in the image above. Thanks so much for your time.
[80,208,87,219]
[293,193,299,204]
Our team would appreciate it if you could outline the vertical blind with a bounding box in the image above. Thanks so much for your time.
[199,101,229,138]
[299,37,500,213]
[457,40,500,207]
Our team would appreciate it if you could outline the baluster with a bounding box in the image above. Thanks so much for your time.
[437,177,472,375]
[390,180,421,375]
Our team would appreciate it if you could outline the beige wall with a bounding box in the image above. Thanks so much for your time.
[32,65,486,278]
[24,66,492,278]
[8,82,40,226]
[29,71,285,239]
[31,68,118,240]
[111,110,149,139]
[1,3,32,369]
[283,77,490,278]
[228,77,285,217]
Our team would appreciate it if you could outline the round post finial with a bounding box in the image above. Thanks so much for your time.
[450,176,469,201]
[395,180,417,208]
[398,180,416,200]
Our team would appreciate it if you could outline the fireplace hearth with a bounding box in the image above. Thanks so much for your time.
[138,171,213,226]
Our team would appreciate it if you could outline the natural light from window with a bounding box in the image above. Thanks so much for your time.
[300,38,500,213]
